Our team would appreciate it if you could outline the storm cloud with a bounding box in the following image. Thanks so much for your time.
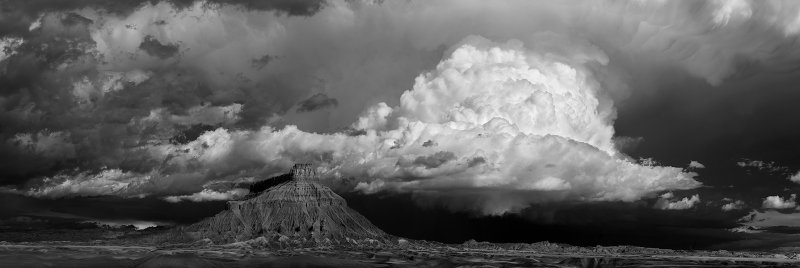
[3,0,800,217]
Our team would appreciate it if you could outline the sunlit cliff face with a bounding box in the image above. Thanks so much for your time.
[4,0,800,215]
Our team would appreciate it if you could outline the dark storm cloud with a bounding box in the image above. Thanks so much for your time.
[343,192,748,249]
[613,66,800,192]
[0,0,722,207]
[1,0,323,38]
[0,192,226,226]
[295,93,338,113]
[0,12,101,184]
[2,2,800,248]
[138,35,180,59]
[348,185,800,251]
[3,0,325,17]
[204,0,326,15]
[0,0,284,191]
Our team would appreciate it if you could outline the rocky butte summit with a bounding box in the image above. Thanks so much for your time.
[170,164,394,247]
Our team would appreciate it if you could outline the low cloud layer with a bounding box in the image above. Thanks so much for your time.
[163,188,248,203]
[736,158,789,174]
[4,0,800,215]
[739,209,800,229]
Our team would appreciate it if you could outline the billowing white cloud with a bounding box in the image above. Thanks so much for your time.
[16,35,702,215]
[23,0,800,214]
[140,37,697,214]
[762,194,797,209]
[722,200,746,211]
[72,0,800,131]
[654,194,701,210]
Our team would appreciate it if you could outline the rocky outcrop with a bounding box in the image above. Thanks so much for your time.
[176,164,391,247]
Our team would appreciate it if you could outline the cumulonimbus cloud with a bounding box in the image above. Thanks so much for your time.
[17,35,702,215]
[93,36,702,214]
[7,0,800,214]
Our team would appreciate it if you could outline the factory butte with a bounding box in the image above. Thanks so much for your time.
[160,164,397,248]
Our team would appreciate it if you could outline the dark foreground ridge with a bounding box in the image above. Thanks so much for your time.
[166,164,393,247]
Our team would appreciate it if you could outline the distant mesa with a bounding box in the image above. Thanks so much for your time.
[165,164,393,248]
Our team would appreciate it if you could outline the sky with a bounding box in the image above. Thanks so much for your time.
[2,0,800,250]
